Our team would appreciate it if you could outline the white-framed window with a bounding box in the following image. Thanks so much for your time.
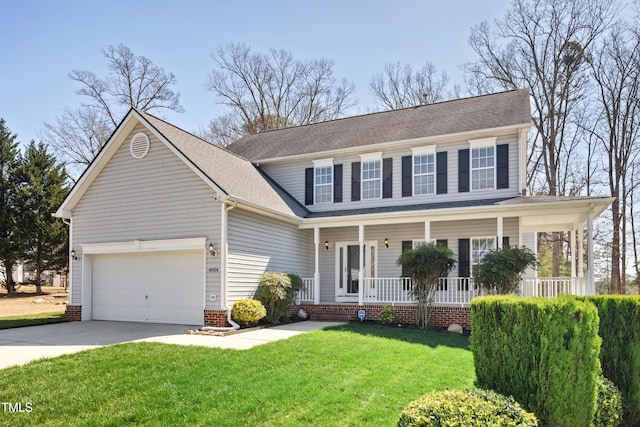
[412,145,436,195]
[360,152,382,200]
[313,159,333,204]
[471,237,496,272]
[470,138,496,191]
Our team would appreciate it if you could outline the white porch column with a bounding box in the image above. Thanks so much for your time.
[587,206,595,295]
[313,227,320,304]
[578,226,584,277]
[497,216,503,249]
[358,224,364,306]
[424,220,431,243]
[570,229,576,278]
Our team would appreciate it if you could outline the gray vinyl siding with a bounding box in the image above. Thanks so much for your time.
[261,134,520,213]
[71,124,221,308]
[227,209,312,306]
[315,218,519,302]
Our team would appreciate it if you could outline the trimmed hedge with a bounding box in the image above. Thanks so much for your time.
[231,299,266,327]
[471,296,601,427]
[397,388,538,426]
[584,296,640,426]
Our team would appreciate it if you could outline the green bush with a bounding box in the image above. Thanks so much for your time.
[473,246,536,294]
[471,295,601,427]
[584,296,640,426]
[398,388,538,426]
[396,243,456,328]
[379,306,400,325]
[255,272,303,324]
[594,375,623,427]
[231,299,266,328]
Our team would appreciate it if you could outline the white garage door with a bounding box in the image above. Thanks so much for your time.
[92,250,203,325]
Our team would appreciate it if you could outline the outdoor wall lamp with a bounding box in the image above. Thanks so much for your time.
[384,238,389,248]
[324,241,330,250]
[208,243,218,257]
[70,249,78,261]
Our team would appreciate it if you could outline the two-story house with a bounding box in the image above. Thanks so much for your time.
[55,89,612,329]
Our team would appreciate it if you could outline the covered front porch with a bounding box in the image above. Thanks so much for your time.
[297,196,612,307]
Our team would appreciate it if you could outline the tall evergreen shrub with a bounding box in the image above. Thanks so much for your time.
[586,296,640,426]
[471,296,601,427]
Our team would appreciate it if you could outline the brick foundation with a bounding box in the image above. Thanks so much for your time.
[204,309,232,327]
[290,304,471,331]
[65,305,82,321]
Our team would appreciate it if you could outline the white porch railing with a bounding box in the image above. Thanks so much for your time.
[296,278,315,303]
[519,277,589,298]
[298,276,591,306]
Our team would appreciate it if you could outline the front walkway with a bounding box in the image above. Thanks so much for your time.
[0,320,345,370]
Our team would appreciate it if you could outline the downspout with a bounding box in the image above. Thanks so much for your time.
[203,200,240,331]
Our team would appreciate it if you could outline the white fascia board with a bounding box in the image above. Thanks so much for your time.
[254,123,531,165]
[54,209,73,219]
[226,196,303,225]
[81,237,207,254]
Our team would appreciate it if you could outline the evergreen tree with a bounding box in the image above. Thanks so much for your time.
[0,119,20,294]
[14,142,68,293]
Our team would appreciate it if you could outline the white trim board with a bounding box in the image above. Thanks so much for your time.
[81,237,207,254]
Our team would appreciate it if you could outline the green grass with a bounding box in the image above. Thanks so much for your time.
[0,323,474,426]
[0,312,66,330]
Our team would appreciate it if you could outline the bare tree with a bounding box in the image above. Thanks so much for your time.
[464,0,617,276]
[43,44,183,176]
[203,43,356,146]
[587,22,640,293]
[369,61,452,110]
[43,107,111,177]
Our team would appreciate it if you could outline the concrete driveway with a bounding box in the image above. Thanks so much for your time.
[0,320,345,370]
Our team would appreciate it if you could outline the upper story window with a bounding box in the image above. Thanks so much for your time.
[360,152,382,200]
[412,146,436,195]
[313,158,333,204]
[470,138,496,191]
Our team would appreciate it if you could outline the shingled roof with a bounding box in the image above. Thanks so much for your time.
[137,110,309,218]
[226,88,532,161]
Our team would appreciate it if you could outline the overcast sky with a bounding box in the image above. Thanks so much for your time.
[1,0,511,146]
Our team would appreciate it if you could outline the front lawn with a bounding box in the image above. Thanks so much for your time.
[0,312,66,330]
[0,323,474,426]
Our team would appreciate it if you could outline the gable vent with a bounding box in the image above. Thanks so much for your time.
[130,133,150,159]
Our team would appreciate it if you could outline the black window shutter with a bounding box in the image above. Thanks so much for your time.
[436,239,449,290]
[333,164,343,203]
[351,162,361,201]
[304,167,314,205]
[383,158,393,199]
[401,240,413,278]
[401,155,412,197]
[436,151,448,194]
[458,238,470,277]
[458,149,469,193]
[497,143,509,189]
[502,236,510,248]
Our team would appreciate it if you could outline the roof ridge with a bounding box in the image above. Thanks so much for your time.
[230,88,528,138]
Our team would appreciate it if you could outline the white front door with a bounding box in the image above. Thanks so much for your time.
[335,241,377,302]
